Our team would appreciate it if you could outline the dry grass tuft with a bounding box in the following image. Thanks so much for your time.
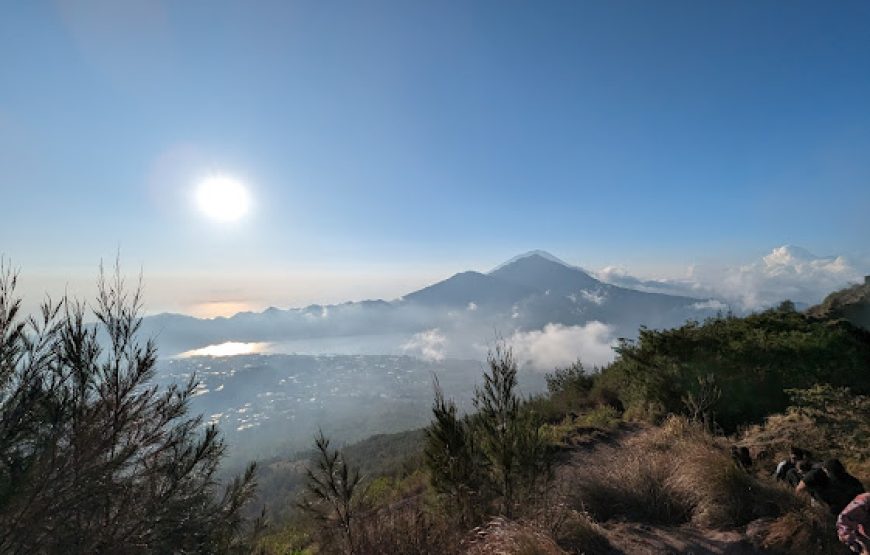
[748,506,848,555]
[570,416,799,531]
[570,441,693,524]
[352,496,464,555]
[665,435,797,529]
[549,509,615,554]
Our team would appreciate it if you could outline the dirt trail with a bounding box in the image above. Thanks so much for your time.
[600,523,762,555]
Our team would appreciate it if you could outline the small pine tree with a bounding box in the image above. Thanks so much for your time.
[473,344,522,516]
[298,431,365,555]
[424,345,553,519]
[471,344,551,517]
[513,405,552,503]
[423,379,481,525]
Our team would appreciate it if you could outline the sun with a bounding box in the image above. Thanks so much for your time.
[195,175,251,222]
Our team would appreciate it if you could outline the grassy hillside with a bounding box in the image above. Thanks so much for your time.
[808,277,870,330]
[595,304,870,431]
[255,298,870,554]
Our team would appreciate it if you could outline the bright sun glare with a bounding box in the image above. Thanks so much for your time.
[196,175,251,222]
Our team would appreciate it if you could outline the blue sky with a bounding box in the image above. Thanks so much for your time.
[2,1,869,315]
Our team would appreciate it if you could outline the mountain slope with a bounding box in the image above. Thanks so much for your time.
[489,252,600,294]
[485,252,711,331]
[807,277,870,330]
[402,271,536,308]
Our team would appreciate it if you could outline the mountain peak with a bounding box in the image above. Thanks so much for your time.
[489,250,601,294]
[490,250,571,273]
[402,270,535,307]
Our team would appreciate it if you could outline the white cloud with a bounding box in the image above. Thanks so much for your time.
[579,289,607,305]
[597,266,628,282]
[702,246,862,310]
[595,266,703,297]
[597,245,868,311]
[506,322,617,372]
[467,302,478,311]
[402,328,447,362]
[568,290,607,305]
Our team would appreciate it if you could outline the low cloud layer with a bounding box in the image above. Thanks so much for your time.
[506,321,617,371]
[402,328,448,362]
[598,245,868,311]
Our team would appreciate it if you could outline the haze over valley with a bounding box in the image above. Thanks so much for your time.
[148,249,715,459]
[146,248,869,462]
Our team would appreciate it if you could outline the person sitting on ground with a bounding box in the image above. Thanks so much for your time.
[797,467,833,510]
[785,459,814,488]
[837,492,870,554]
[775,446,809,481]
[798,459,866,515]
[824,459,866,513]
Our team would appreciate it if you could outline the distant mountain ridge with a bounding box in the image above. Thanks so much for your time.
[141,251,719,356]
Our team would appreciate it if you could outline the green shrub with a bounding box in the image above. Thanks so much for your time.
[622,400,667,424]
[579,405,620,429]
[596,310,870,432]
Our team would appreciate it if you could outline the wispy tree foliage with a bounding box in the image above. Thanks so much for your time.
[0,260,259,553]
[472,344,523,516]
[425,344,552,520]
[472,344,551,517]
[423,378,481,525]
[298,431,365,555]
[682,373,721,431]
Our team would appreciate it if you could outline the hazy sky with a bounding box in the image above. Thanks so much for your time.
[2,1,869,316]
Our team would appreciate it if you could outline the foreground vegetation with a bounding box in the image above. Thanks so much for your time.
[261,302,870,554]
[0,264,261,553]
[3,260,868,553]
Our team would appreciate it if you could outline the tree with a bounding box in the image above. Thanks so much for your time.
[424,345,553,519]
[298,431,365,555]
[471,344,551,517]
[545,360,593,396]
[0,260,259,553]
[423,379,481,525]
